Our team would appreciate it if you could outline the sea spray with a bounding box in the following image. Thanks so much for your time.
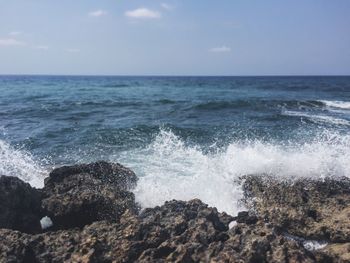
[116,129,350,215]
[319,100,350,110]
[0,140,47,188]
[1,129,350,215]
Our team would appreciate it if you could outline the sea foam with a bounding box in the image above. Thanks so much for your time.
[0,140,46,188]
[319,100,350,110]
[1,129,350,215]
[283,110,350,126]
[117,129,350,215]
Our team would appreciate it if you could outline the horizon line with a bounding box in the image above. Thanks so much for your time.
[0,74,350,77]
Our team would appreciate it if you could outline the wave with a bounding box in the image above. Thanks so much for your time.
[2,128,350,216]
[102,84,130,88]
[0,140,47,188]
[116,129,350,215]
[191,100,324,111]
[319,100,350,110]
[283,110,350,126]
[155,99,177,105]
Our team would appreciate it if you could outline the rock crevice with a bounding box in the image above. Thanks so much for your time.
[0,162,349,262]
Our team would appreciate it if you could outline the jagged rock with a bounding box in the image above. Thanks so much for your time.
[243,175,350,243]
[1,163,350,262]
[236,211,258,225]
[316,243,350,263]
[41,161,138,229]
[213,220,317,263]
[0,199,316,263]
[0,176,42,234]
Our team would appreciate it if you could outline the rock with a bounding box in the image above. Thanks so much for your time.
[44,161,137,192]
[213,220,317,263]
[0,199,316,263]
[1,162,349,262]
[243,175,350,243]
[41,161,138,230]
[0,176,42,234]
[316,243,350,263]
[236,211,258,225]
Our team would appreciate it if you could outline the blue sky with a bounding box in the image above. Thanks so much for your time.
[0,0,349,75]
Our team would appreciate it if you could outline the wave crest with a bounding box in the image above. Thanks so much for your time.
[319,100,350,110]
[0,140,46,188]
[116,129,350,215]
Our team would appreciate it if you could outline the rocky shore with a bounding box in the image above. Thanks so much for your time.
[0,161,349,262]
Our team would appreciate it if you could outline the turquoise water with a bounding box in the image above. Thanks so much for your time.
[1,76,350,213]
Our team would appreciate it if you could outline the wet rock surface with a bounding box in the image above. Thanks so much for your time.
[243,175,350,263]
[1,163,350,262]
[243,175,350,243]
[0,200,317,263]
[0,176,43,234]
[42,161,138,229]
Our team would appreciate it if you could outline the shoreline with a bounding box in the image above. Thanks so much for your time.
[1,161,349,262]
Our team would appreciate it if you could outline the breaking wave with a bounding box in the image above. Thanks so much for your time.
[0,140,47,188]
[116,129,350,215]
[319,100,350,110]
[1,128,350,215]
[283,110,350,126]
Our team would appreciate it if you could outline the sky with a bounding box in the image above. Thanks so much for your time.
[0,0,350,75]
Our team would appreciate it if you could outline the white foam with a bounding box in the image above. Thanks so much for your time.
[320,100,350,110]
[116,129,350,215]
[0,140,46,188]
[303,240,328,251]
[2,128,350,216]
[284,232,328,251]
[283,110,350,126]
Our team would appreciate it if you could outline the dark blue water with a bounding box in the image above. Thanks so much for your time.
[1,76,350,213]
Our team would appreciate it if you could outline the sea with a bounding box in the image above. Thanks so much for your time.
[1,75,350,215]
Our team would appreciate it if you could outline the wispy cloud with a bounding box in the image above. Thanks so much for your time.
[88,9,107,17]
[65,48,80,53]
[161,3,174,10]
[34,45,49,50]
[0,38,26,47]
[125,8,161,19]
[209,46,231,53]
[9,31,22,36]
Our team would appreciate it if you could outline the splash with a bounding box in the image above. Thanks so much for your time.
[0,140,47,188]
[283,110,350,126]
[117,129,350,215]
[319,100,350,110]
[2,129,350,216]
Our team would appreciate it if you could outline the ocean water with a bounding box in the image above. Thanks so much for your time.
[1,75,350,214]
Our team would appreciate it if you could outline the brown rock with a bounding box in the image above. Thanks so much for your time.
[243,175,350,243]
[41,161,138,230]
[0,199,316,263]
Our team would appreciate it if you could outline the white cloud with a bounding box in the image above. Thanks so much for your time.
[209,46,231,53]
[34,45,49,50]
[0,38,26,46]
[125,8,161,19]
[88,9,107,17]
[65,48,80,53]
[161,3,174,10]
[9,31,22,36]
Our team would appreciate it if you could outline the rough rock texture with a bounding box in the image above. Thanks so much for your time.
[1,163,350,262]
[0,199,317,263]
[243,175,350,263]
[243,175,350,243]
[41,161,138,229]
[317,243,350,263]
[0,176,42,234]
